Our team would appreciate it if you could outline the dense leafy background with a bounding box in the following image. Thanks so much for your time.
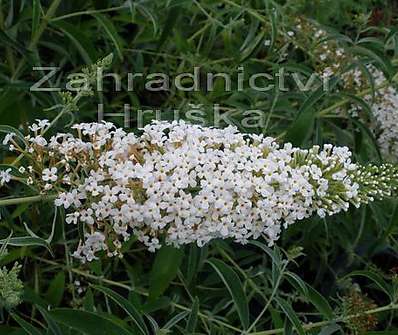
[0,0,398,334]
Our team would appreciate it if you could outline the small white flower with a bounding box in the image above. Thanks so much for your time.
[42,167,58,182]
[36,119,50,129]
[44,183,53,190]
[2,133,15,145]
[0,169,12,186]
[66,212,79,224]
[29,123,41,132]
[30,136,47,146]
[80,209,94,225]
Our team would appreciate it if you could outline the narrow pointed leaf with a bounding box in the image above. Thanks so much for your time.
[207,258,250,329]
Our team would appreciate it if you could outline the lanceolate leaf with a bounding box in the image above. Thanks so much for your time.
[51,21,97,64]
[0,236,53,255]
[286,271,334,320]
[31,0,42,42]
[45,271,65,307]
[185,297,199,333]
[207,258,250,330]
[36,306,63,335]
[92,13,124,61]
[10,313,43,335]
[92,285,149,335]
[149,245,183,302]
[274,297,305,335]
[49,309,133,335]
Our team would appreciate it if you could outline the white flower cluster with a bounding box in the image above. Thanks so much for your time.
[294,18,398,160]
[343,65,398,160]
[295,17,348,78]
[2,120,397,262]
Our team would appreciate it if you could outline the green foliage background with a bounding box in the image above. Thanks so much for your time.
[0,0,398,334]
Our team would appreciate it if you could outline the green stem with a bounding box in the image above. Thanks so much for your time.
[0,194,56,207]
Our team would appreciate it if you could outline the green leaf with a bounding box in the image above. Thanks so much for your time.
[285,85,327,146]
[157,4,182,49]
[92,285,148,335]
[239,30,266,62]
[274,297,305,335]
[145,315,160,334]
[0,31,30,56]
[350,116,382,162]
[92,14,124,61]
[51,21,97,64]
[286,271,334,320]
[0,236,52,255]
[149,245,183,302]
[0,326,25,335]
[135,4,159,35]
[142,296,170,314]
[163,311,189,330]
[185,297,199,333]
[0,91,29,126]
[82,288,95,312]
[270,306,284,329]
[269,10,278,51]
[0,231,12,257]
[285,271,308,297]
[49,309,133,335]
[31,0,42,41]
[318,323,342,335]
[45,271,65,307]
[306,285,334,320]
[10,313,43,335]
[249,240,282,268]
[350,45,393,75]
[207,258,250,330]
[36,305,63,335]
[186,244,200,285]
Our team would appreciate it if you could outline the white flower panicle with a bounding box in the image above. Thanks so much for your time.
[2,120,398,262]
[294,17,348,78]
[293,18,398,160]
[343,65,398,160]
